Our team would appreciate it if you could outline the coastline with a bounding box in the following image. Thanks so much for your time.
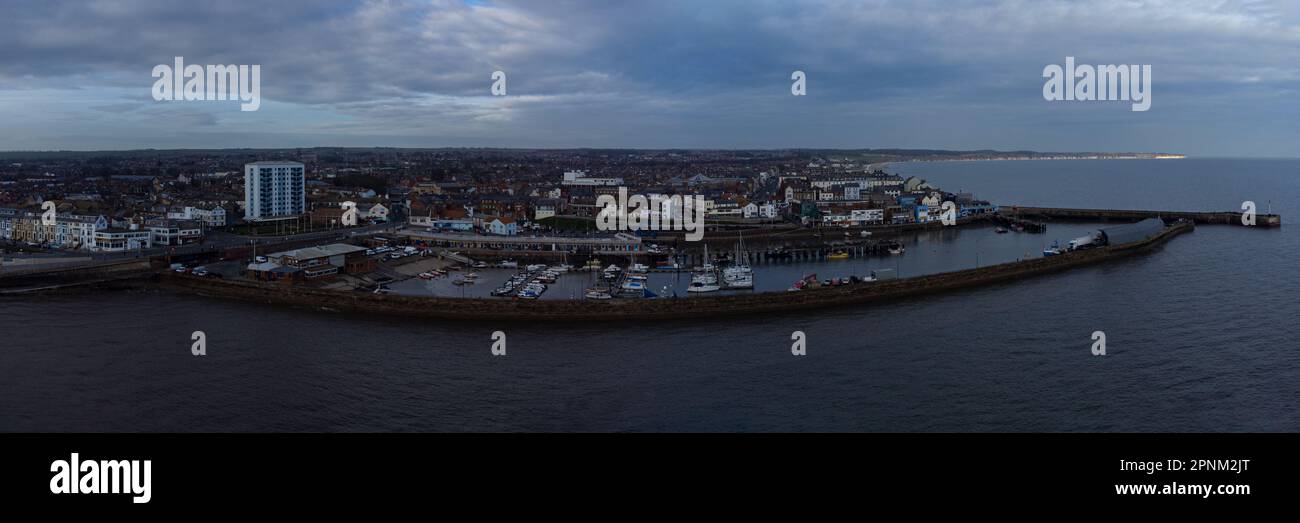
[871,154,1185,171]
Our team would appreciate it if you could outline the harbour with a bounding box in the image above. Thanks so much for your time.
[3,158,1296,432]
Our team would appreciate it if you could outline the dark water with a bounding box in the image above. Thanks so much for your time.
[2,158,1297,431]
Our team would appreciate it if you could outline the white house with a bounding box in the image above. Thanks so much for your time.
[484,216,518,236]
[359,202,389,222]
[168,206,227,227]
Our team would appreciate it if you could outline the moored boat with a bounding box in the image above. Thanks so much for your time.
[1043,240,1064,257]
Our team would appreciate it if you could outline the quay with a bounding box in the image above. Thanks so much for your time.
[155,220,1195,322]
[1004,206,1280,227]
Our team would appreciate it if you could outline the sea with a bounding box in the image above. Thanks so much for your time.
[2,158,1296,431]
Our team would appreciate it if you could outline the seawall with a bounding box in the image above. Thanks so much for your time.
[158,221,1194,322]
[1006,206,1280,227]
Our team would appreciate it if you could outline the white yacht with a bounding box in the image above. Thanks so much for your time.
[722,265,754,289]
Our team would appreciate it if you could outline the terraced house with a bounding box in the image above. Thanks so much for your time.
[0,207,107,249]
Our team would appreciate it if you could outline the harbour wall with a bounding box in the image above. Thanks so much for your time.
[158,221,1194,322]
[1006,206,1280,227]
[0,259,153,289]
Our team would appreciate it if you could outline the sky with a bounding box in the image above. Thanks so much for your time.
[1,0,1298,156]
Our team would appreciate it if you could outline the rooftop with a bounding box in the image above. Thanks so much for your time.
[267,243,367,260]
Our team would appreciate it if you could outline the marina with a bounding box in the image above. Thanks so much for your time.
[340,219,1152,301]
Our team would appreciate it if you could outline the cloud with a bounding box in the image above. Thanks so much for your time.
[0,0,1297,155]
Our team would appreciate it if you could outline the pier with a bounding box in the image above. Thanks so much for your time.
[1003,206,1280,227]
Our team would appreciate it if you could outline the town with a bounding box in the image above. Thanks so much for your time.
[0,148,1007,256]
[0,147,1224,306]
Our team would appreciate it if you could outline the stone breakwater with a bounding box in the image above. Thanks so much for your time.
[156,221,1194,322]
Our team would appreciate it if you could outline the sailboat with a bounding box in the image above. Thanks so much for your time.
[722,231,754,289]
[689,244,721,293]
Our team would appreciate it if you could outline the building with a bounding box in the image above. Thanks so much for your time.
[167,206,227,227]
[483,216,518,236]
[359,202,390,222]
[560,170,624,187]
[0,207,106,249]
[244,161,306,221]
[758,202,778,219]
[93,228,152,252]
[147,220,204,246]
[247,243,373,282]
[533,199,560,220]
[310,206,348,226]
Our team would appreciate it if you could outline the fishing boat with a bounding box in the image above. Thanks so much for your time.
[888,244,905,255]
[490,286,515,296]
[418,272,435,280]
[472,261,489,269]
[827,250,850,260]
[1042,240,1064,257]
[787,273,818,291]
